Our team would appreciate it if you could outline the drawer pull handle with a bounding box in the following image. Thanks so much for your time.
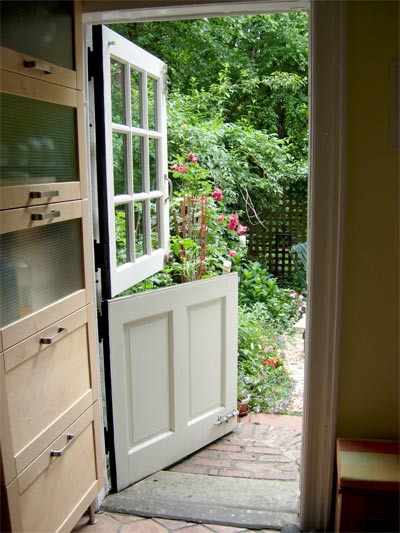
[23,60,53,75]
[40,327,68,345]
[30,190,60,199]
[50,433,75,457]
[31,210,61,221]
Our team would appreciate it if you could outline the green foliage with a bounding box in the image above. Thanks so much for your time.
[238,262,305,333]
[237,305,294,413]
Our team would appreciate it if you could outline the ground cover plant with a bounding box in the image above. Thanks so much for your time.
[111,13,308,414]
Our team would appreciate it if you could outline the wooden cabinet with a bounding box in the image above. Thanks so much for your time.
[0,2,103,531]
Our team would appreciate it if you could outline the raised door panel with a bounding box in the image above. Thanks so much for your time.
[108,274,238,490]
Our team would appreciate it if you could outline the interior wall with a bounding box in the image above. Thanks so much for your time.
[337,0,400,438]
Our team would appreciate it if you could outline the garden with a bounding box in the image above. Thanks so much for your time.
[111,12,309,415]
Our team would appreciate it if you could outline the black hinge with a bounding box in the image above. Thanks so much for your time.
[93,240,104,271]
[97,310,106,342]
[87,48,95,81]
[103,427,112,453]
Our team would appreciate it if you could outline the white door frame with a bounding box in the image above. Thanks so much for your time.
[83,1,346,530]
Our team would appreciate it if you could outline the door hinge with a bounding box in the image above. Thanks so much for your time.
[162,65,169,96]
[93,240,104,271]
[88,48,95,81]
[97,310,106,342]
[104,427,112,453]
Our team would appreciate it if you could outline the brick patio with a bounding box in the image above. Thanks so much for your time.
[168,413,302,482]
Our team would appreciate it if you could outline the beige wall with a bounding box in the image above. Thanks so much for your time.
[337,0,400,438]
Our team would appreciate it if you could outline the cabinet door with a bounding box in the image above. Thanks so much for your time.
[0,71,88,209]
[0,200,94,349]
[0,1,75,72]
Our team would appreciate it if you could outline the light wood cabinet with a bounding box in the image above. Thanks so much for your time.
[0,1,103,531]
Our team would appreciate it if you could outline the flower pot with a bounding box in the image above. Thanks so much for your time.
[237,397,250,418]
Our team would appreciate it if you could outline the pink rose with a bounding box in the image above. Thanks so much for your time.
[191,198,199,203]
[228,250,237,257]
[237,225,248,235]
[170,164,187,173]
[228,213,239,230]
[217,214,225,222]
[211,187,223,201]
[188,152,198,163]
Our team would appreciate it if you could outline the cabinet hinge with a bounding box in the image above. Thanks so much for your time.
[88,48,95,81]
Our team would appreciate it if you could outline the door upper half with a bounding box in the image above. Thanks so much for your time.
[92,24,169,298]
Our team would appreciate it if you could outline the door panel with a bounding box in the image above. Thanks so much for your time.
[108,274,238,490]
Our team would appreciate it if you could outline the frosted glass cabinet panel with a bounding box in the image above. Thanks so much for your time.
[0,219,84,328]
[0,93,78,187]
[0,0,74,70]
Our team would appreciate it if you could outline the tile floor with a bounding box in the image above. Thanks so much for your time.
[73,511,278,533]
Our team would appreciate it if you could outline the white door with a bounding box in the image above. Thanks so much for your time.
[92,26,238,491]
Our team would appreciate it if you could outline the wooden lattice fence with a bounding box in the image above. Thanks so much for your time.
[245,183,307,279]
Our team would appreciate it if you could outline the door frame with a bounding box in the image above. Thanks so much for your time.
[83,1,346,530]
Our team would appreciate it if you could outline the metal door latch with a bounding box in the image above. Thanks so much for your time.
[214,409,239,425]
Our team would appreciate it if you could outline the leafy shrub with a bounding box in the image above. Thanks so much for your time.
[238,261,305,333]
[237,305,294,414]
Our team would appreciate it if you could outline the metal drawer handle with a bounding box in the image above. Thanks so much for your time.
[50,433,75,457]
[40,327,68,345]
[31,210,61,221]
[30,190,60,199]
[23,60,53,75]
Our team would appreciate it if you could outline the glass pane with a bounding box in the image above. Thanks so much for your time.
[0,219,83,328]
[1,1,74,70]
[111,59,125,124]
[131,68,141,128]
[0,93,78,187]
[134,202,145,259]
[132,136,143,193]
[149,138,158,191]
[115,204,129,267]
[147,76,157,131]
[151,199,161,251]
[113,132,127,195]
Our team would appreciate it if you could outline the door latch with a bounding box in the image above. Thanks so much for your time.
[214,409,239,425]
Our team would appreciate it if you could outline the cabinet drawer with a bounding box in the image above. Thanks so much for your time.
[6,405,102,533]
[0,199,94,348]
[0,46,77,90]
[1,305,99,484]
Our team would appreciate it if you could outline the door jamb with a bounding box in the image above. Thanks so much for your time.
[83,1,346,530]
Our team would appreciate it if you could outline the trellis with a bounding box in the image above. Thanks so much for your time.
[245,183,307,279]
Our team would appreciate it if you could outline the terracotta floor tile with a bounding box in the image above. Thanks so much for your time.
[107,512,145,523]
[178,526,213,532]
[153,517,195,530]
[72,513,120,532]
[204,524,247,532]
[120,518,168,532]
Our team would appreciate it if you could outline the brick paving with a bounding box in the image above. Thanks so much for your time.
[73,414,302,532]
[168,413,302,482]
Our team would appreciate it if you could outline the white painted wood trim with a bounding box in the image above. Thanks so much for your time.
[84,2,346,528]
[300,1,346,530]
[83,1,309,24]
